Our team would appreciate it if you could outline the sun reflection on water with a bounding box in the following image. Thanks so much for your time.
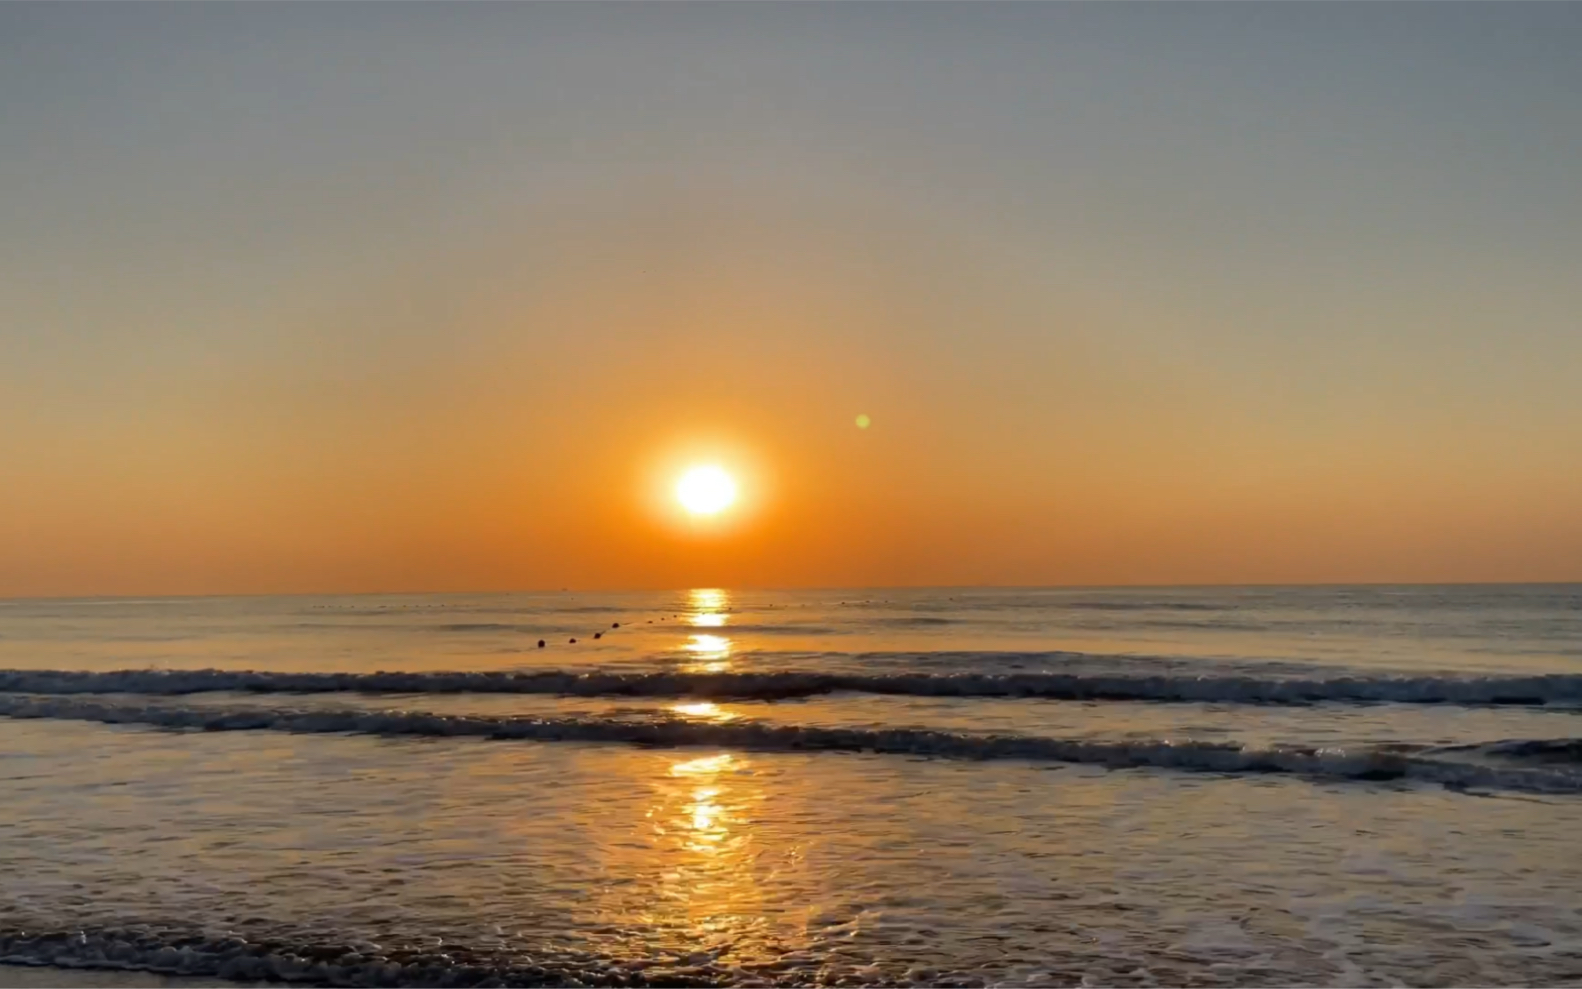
[689,588,728,613]
[665,753,743,855]
[683,634,731,655]
[688,588,729,627]
[669,753,738,777]
[671,701,738,722]
[669,589,735,672]
[630,750,775,957]
[686,784,726,851]
[682,633,733,673]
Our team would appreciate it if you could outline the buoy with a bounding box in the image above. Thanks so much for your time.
[537,640,545,648]
[594,632,602,639]
[569,637,577,644]
[612,622,620,629]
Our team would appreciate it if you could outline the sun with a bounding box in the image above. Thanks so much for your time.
[676,465,737,516]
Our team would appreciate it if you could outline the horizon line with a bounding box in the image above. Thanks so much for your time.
[3,579,1579,605]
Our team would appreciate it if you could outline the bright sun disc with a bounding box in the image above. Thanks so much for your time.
[676,465,737,516]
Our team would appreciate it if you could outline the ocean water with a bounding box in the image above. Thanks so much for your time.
[2,585,1581,987]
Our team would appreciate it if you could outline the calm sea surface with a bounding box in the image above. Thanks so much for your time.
[2,585,1581,986]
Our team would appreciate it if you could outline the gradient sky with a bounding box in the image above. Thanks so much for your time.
[3,3,1580,596]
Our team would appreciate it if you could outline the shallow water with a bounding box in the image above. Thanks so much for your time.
[2,586,1581,986]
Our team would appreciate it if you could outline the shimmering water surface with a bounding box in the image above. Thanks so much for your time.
[2,586,1581,986]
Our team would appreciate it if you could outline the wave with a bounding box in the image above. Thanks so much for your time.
[1062,600,1224,612]
[3,695,1580,794]
[1433,737,1582,765]
[0,925,724,988]
[6,667,1582,707]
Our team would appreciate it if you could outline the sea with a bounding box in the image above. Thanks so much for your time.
[2,585,1581,988]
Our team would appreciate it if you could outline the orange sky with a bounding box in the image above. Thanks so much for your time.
[3,4,1580,596]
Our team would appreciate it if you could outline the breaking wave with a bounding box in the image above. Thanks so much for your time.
[5,666,1582,707]
[3,695,1580,794]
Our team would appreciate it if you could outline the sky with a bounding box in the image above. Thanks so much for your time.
[2,3,1580,597]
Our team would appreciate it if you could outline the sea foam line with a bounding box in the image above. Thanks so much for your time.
[4,667,1582,707]
[2,695,1579,794]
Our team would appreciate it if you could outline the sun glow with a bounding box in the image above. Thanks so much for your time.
[676,466,737,516]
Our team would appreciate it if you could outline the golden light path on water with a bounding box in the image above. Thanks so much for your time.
[636,752,777,958]
[637,591,773,953]
[680,589,733,673]
[688,588,729,618]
